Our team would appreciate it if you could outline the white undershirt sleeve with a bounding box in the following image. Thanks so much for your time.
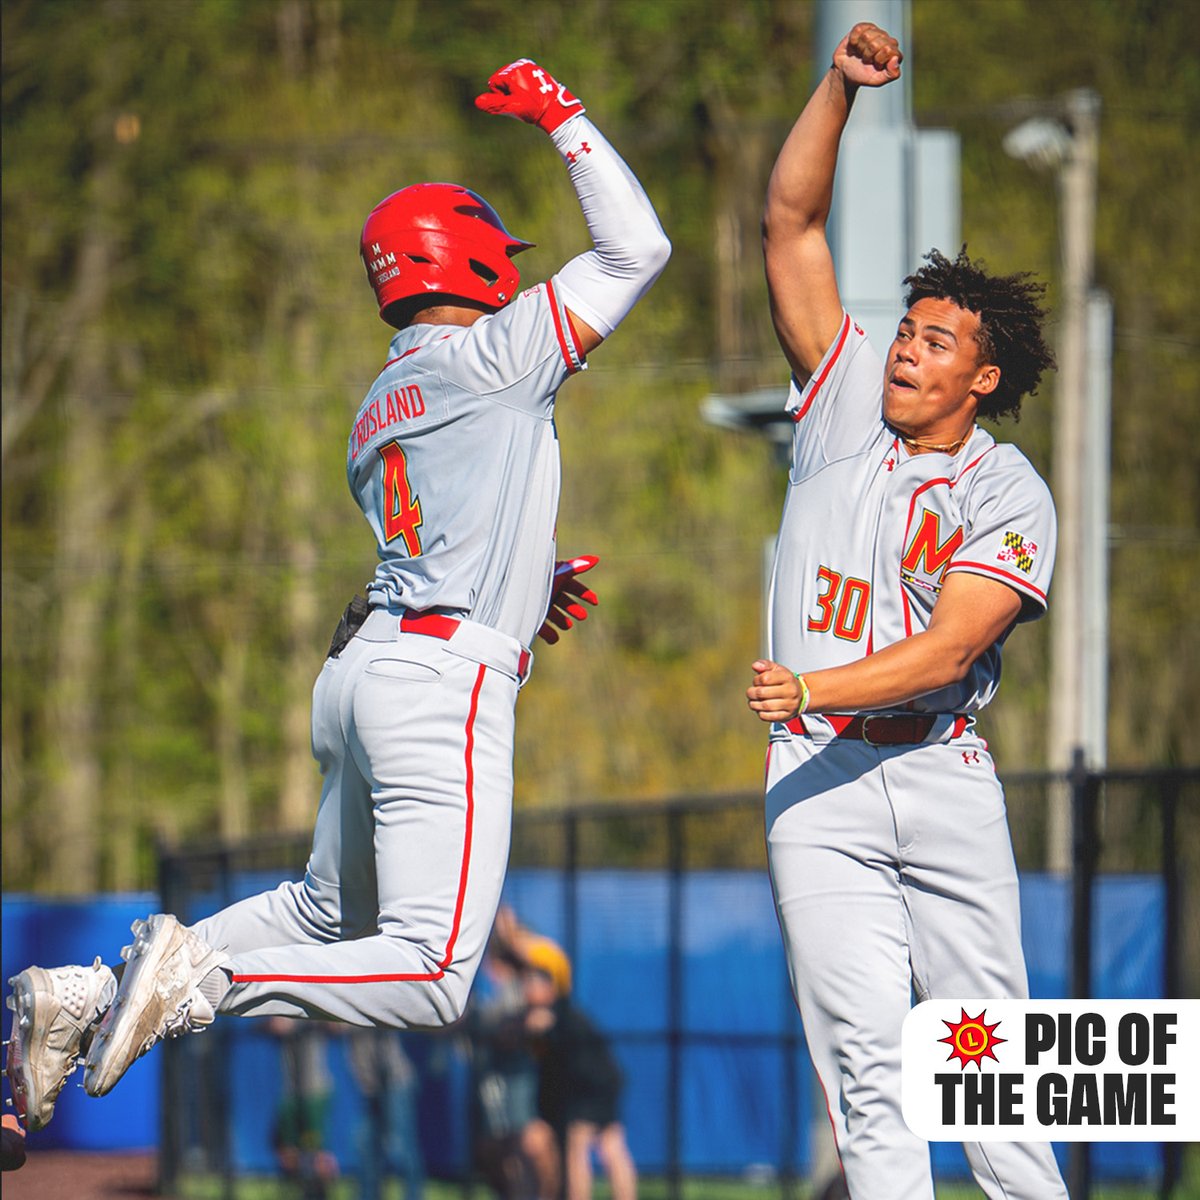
[549,113,671,340]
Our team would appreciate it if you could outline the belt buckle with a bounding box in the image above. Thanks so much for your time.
[860,715,890,747]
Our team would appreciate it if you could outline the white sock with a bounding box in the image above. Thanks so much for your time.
[198,966,232,1010]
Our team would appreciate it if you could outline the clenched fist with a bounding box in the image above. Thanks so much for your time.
[747,659,808,723]
[475,59,585,134]
[833,22,903,88]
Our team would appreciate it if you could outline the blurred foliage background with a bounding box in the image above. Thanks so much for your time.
[2,0,1197,894]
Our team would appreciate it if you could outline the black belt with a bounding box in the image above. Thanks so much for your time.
[784,713,968,745]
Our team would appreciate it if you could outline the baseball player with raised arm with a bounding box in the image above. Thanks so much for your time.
[5,59,669,1131]
[747,24,1068,1200]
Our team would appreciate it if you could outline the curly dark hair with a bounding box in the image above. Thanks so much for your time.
[902,246,1056,421]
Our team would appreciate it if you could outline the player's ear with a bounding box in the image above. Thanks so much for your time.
[973,363,1000,397]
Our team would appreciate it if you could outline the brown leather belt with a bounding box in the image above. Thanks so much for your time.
[399,612,532,681]
[783,713,969,745]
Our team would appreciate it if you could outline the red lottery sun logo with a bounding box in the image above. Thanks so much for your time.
[938,1008,1006,1070]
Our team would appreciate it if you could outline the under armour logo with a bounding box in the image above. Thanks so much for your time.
[565,142,592,164]
[962,749,981,765]
[531,68,555,95]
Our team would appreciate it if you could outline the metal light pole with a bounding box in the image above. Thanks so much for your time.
[1004,90,1106,873]
[1082,290,1112,768]
[1007,96,1110,1200]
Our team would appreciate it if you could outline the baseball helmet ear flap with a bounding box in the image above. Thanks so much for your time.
[360,183,534,326]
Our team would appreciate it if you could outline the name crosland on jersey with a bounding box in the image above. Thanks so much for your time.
[350,384,428,461]
[768,312,1056,715]
[347,275,586,648]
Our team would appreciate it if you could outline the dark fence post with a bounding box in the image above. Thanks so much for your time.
[1160,774,1182,1200]
[667,806,684,1200]
[157,844,180,1198]
[1068,751,1099,1200]
[780,982,800,1200]
[220,850,236,1200]
[565,811,579,969]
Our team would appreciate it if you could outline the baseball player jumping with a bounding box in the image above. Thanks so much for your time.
[5,59,669,1131]
[748,23,1068,1199]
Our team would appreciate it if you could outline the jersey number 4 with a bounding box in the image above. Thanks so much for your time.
[807,565,870,642]
[380,441,424,556]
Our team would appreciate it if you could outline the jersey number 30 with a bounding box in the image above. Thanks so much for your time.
[807,565,869,642]
[380,441,424,557]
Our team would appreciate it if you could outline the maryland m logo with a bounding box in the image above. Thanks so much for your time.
[901,508,964,583]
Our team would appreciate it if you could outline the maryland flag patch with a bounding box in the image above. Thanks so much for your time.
[997,530,1039,574]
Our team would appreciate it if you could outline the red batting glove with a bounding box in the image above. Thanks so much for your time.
[537,555,599,645]
[475,59,585,134]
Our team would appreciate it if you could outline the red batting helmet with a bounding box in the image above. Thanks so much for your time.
[360,184,533,325]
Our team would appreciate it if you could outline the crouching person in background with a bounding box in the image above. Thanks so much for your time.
[523,941,636,1200]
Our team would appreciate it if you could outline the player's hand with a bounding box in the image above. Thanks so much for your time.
[475,59,585,134]
[833,22,902,88]
[747,659,806,723]
[537,555,599,645]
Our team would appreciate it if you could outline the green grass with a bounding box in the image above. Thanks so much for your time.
[176,1155,1200,1200]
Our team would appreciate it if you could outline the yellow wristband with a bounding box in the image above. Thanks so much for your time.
[794,673,811,715]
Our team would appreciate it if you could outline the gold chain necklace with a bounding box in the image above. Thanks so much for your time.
[898,429,972,456]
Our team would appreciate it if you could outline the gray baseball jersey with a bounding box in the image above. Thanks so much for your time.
[350,276,585,646]
[769,311,1056,722]
[763,311,1068,1199]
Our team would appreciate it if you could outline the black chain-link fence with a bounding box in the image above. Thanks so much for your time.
[158,767,1199,1200]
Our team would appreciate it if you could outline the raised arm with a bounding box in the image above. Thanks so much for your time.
[476,59,671,357]
[763,23,902,382]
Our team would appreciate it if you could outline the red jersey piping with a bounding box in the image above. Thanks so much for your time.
[793,313,852,423]
[947,560,1048,604]
[545,279,578,374]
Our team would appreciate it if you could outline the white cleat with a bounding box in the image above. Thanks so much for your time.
[5,958,117,1130]
[83,914,228,1098]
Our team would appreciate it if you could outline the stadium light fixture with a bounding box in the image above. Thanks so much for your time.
[1002,115,1073,171]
